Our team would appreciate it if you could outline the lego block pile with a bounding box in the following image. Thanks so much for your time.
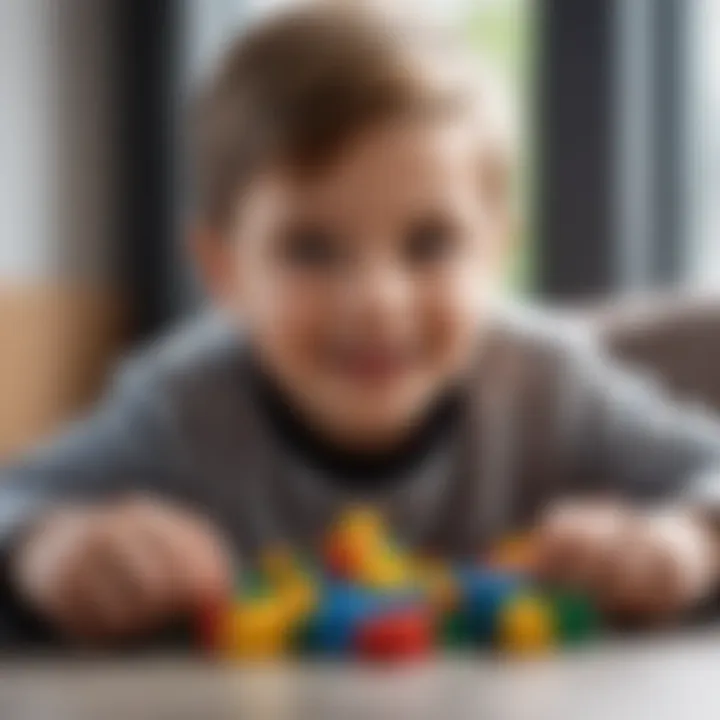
[197,508,600,662]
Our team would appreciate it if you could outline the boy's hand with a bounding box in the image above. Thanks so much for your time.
[535,502,720,620]
[11,497,232,643]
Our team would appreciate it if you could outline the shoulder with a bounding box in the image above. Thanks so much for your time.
[111,309,248,403]
[487,300,598,357]
[479,300,603,383]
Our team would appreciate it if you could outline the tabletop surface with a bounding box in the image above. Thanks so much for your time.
[0,628,718,720]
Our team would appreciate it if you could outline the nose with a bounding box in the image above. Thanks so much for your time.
[339,258,414,334]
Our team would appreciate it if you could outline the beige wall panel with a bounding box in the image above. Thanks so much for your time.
[0,283,125,460]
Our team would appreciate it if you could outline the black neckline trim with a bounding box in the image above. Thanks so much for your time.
[248,358,463,489]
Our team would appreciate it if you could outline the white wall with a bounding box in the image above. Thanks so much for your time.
[687,0,720,286]
[0,0,116,284]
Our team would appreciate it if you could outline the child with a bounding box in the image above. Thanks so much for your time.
[2,4,720,644]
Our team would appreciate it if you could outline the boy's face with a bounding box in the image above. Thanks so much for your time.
[200,119,509,449]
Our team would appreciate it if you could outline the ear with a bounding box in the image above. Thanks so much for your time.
[190,225,239,305]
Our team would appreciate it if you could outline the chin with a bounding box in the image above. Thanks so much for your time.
[332,392,431,441]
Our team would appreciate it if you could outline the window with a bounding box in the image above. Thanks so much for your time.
[464,0,535,289]
[687,0,720,287]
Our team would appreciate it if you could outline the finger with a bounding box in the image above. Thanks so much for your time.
[536,528,594,586]
[613,515,713,620]
[536,503,628,589]
[633,544,684,618]
[66,511,179,638]
[25,513,122,641]
[68,527,153,636]
[597,515,694,622]
[128,501,233,609]
[98,518,177,626]
[652,511,718,605]
[598,526,660,615]
[40,551,107,641]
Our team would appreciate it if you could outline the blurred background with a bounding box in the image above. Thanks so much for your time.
[0,0,718,459]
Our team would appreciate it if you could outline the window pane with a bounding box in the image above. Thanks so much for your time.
[687,0,720,286]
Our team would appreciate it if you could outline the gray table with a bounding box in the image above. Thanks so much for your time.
[0,628,718,720]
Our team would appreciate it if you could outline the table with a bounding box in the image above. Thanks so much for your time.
[0,628,718,720]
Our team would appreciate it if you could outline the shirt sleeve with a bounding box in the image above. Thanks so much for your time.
[0,356,195,646]
[560,340,720,506]
[0,356,193,541]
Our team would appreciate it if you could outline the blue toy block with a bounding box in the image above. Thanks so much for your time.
[302,582,385,656]
[454,567,525,644]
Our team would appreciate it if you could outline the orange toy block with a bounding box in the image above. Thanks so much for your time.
[486,534,538,573]
[324,507,386,580]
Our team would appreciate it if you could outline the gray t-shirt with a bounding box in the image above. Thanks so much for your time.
[2,305,720,561]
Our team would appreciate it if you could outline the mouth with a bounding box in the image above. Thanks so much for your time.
[327,344,418,383]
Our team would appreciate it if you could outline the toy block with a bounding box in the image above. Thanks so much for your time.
[498,594,555,655]
[197,597,232,654]
[357,606,434,661]
[456,567,525,644]
[324,536,366,580]
[227,597,292,660]
[356,545,412,591]
[260,546,302,586]
[414,557,459,612]
[486,534,538,574]
[239,569,272,600]
[324,507,386,580]
[338,507,385,544]
[550,590,599,644]
[300,582,384,656]
[279,577,319,623]
[438,609,474,649]
[196,509,601,663]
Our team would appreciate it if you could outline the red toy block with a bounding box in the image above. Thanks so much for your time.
[356,607,433,661]
[197,598,231,654]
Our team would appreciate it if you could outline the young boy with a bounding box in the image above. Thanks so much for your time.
[2,4,720,644]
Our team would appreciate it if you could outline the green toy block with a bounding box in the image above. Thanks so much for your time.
[550,590,600,644]
[291,617,316,654]
[439,610,474,650]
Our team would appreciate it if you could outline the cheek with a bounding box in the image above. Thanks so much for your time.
[419,264,490,368]
[241,267,331,368]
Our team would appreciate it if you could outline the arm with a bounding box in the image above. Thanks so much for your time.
[0,358,224,647]
[0,358,190,546]
[534,338,720,619]
[563,341,720,505]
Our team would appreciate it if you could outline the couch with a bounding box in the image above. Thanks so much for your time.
[598,295,720,412]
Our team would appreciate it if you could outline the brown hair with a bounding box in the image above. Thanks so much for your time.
[192,2,514,230]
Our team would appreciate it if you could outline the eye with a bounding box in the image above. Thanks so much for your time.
[404,215,461,265]
[279,223,344,269]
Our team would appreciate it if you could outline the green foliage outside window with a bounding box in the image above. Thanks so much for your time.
[464,0,536,292]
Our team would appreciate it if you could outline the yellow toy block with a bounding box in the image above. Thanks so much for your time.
[227,598,290,661]
[498,595,555,655]
[337,507,385,551]
[357,546,411,590]
[279,578,318,622]
[261,546,301,586]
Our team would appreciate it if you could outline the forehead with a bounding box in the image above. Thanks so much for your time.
[241,118,483,225]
